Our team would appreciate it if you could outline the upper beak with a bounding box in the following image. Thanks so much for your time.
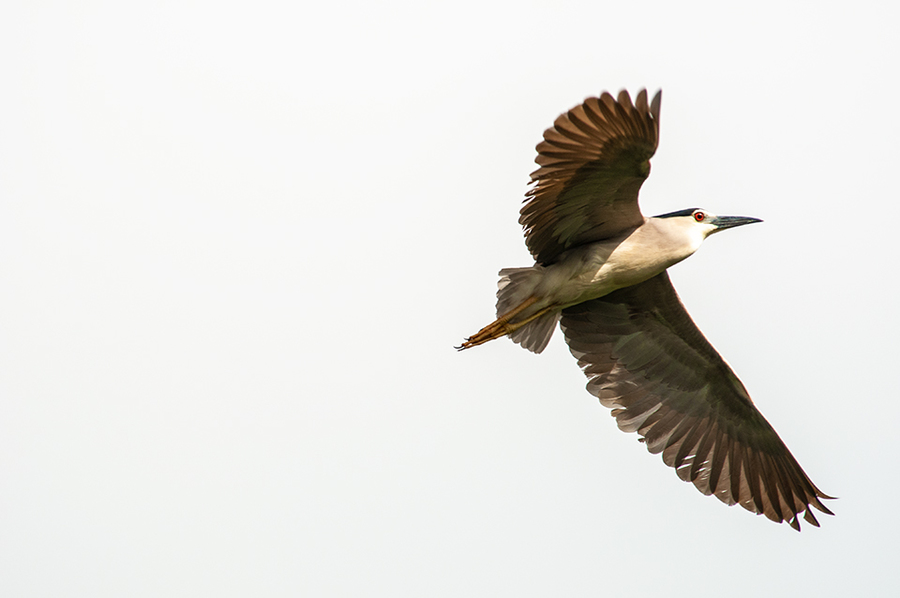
[711,215,763,232]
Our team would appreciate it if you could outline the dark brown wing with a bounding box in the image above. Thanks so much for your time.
[559,272,834,530]
[521,89,661,265]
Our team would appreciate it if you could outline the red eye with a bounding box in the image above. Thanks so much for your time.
[694,211,706,222]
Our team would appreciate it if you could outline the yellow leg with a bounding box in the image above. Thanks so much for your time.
[457,298,555,350]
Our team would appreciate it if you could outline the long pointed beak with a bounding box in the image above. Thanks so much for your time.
[711,215,763,231]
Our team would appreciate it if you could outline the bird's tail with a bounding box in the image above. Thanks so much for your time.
[458,267,560,354]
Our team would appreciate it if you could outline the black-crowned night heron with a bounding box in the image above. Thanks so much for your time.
[459,89,833,530]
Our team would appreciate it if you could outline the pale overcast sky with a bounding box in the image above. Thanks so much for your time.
[1,1,898,596]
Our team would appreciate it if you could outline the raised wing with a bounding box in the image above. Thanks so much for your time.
[521,89,661,265]
[559,272,834,530]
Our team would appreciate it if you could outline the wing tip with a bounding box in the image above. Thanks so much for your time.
[650,89,662,120]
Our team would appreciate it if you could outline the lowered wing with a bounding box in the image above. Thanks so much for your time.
[560,272,834,530]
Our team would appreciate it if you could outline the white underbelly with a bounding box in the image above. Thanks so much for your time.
[540,236,687,309]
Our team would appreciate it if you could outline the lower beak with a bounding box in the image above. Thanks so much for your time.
[712,215,763,231]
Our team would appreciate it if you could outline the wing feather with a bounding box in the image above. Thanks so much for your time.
[559,272,834,530]
[521,89,661,264]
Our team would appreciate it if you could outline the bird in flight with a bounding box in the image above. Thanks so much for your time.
[459,89,833,530]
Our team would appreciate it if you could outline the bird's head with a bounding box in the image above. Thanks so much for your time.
[654,207,762,249]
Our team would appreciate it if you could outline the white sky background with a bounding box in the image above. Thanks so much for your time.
[1,1,898,595]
